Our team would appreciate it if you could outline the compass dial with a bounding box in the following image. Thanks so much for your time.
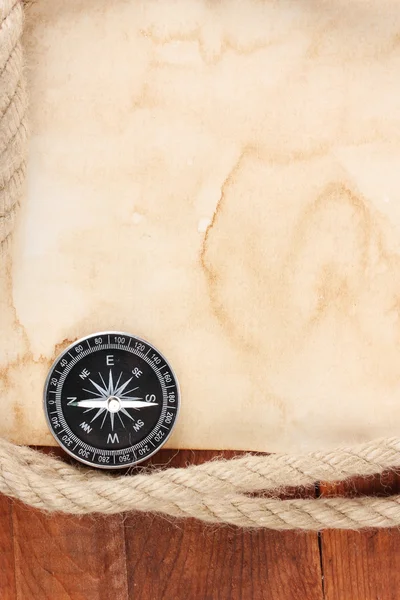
[44,332,180,469]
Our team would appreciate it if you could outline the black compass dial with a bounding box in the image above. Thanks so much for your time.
[44,332,180,469]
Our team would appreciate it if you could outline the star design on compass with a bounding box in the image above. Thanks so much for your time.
[67,369,159,431]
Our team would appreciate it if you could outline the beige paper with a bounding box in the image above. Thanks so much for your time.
[1,0,400,451]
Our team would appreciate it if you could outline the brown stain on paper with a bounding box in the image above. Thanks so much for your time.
[201,151,400,388]
[6,0,400,450]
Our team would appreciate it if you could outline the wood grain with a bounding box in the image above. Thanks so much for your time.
[11,501,128,600]
[320,470,400,600]
[124,514,322,600]
[124,450,322,600]
[0,449,323,600]
[4,448,400,599]
[0,496,17,600]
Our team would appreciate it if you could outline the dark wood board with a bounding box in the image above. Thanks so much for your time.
[0,495,17,600]
[0,449,322,600]
[320,470,400,600]
[123,450,321,600]
[2,448,400,599]
[11,503,128,600]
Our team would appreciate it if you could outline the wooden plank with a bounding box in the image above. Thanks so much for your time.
[124,450,323,600]
[320,471,400,600]
[0,496,16,600]
[12,500,128,600]
[0,448,323,599]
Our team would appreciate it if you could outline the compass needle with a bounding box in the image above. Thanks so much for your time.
[76,399,107,408]
[44,332,180,469]
[120,400,158,408]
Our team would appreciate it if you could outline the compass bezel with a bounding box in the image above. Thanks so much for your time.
[43,331,180,469]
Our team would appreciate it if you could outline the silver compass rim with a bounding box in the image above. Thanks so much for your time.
[43,330,181,470]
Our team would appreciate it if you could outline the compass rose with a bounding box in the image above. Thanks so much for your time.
[67,369,159,431]
[44,332,180,469]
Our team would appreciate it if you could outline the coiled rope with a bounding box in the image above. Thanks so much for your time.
[2,0,400,530]
[1,435,400,529]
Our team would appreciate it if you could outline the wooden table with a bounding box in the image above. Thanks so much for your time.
[1,449,399,600]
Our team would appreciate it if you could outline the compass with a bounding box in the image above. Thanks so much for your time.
[44,332,180,469]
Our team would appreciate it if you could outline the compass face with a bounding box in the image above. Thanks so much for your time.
[44,332,180,469]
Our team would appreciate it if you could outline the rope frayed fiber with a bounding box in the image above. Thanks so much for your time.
[1,435,400,529]
[2,0,400,530]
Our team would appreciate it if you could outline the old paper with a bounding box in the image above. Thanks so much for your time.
[1,0,400,451]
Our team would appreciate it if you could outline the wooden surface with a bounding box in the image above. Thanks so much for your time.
[0,449,399,600]
[320,472,400,600]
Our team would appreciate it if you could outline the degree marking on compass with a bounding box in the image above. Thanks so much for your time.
[47,333,179,467]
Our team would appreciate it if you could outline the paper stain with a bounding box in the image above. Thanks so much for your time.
[3,0,400,451]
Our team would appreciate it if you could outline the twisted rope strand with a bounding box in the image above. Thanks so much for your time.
[0,436,400,529]
[0,0,26,245]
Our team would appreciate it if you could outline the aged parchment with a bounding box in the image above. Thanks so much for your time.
[1,0,400,450]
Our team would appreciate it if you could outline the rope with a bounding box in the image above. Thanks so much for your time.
[2,0,400,530]
[1,435,400,529]
[0,0,27,246]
